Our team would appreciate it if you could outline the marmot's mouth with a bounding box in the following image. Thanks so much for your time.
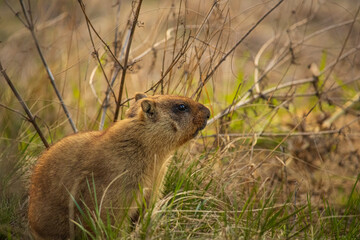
[192,129,200,138]
[199,120,207,131]
[192,120,207,138]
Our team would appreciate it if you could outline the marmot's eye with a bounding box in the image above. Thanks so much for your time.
[177,104,187,111]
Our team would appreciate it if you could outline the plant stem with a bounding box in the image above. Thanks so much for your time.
[19,0,78,133]
[114,0,143,122]
[0,62,50,148]
[192,0,285,100]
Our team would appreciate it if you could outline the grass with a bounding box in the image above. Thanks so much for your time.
[66,156,360,239]
[1,0,360,239]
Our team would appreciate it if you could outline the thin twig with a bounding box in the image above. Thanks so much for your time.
[166,0,184,94]
[77,0,124,71]
[152,2,219,96]
[194,2,230,99]
[254,35,279,94]
[147,35,191,94]
[5,0,28,27]
[257,18,360,87]
[114,0,143,122]
[192,0,285,100]
[113,0,122,59]
[251,104,317,174]
[18,0,78,133]
[84,13,116,101]
[98,0,124,130]
[99,28,131,130]
[209,39,360,126]
[202,129,343,138]
[321,5,360,91]
[207,77,315,125]
[0,62,49,148]
[322,92,360,129]
[0,103,29,121]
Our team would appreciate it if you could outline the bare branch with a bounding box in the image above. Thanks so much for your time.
[209,39,360,126]
[4,0,28,27]
[203,129,343,138]
[251,104,317,173]
[322,92,360,129]
[0,62,49,148]
[99,29,130,130]
[322,5,360,90]
[146,35,191,94]
[84,15,116,101]
[0,103,29,121]
[18,0,78,133]
[207,77,315,125]
[98,0,124,130]
[191,0,285,100]
[77,0,124,71]
[257,18,360,87]
[254,35,279,94]
[114,0,144,122]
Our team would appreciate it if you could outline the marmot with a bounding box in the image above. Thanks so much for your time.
[28,93,210,240]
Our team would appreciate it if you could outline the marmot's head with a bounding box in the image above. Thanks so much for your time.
[126,93,210,147]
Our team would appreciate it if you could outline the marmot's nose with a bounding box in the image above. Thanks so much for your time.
[199,104,210,120]
[195,105,210,130]
[204,106,210,119]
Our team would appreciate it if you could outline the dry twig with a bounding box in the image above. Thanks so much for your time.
[191,0,285,100]
[0,62,49,148]
[6,0,78,133]
[114,0,143,122]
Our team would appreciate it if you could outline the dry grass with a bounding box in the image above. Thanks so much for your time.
[1,0,360,239]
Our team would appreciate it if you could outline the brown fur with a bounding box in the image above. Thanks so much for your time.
[28,93,210,240]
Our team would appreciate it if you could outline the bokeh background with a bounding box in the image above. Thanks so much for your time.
[1,0,359,238]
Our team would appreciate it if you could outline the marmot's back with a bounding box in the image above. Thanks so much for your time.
[28,93,210,239]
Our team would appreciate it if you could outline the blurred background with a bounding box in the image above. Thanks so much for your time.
[1,0,359,238]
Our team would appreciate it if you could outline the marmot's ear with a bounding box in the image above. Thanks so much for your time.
[141,99,156,117]
[135,93,147,101]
